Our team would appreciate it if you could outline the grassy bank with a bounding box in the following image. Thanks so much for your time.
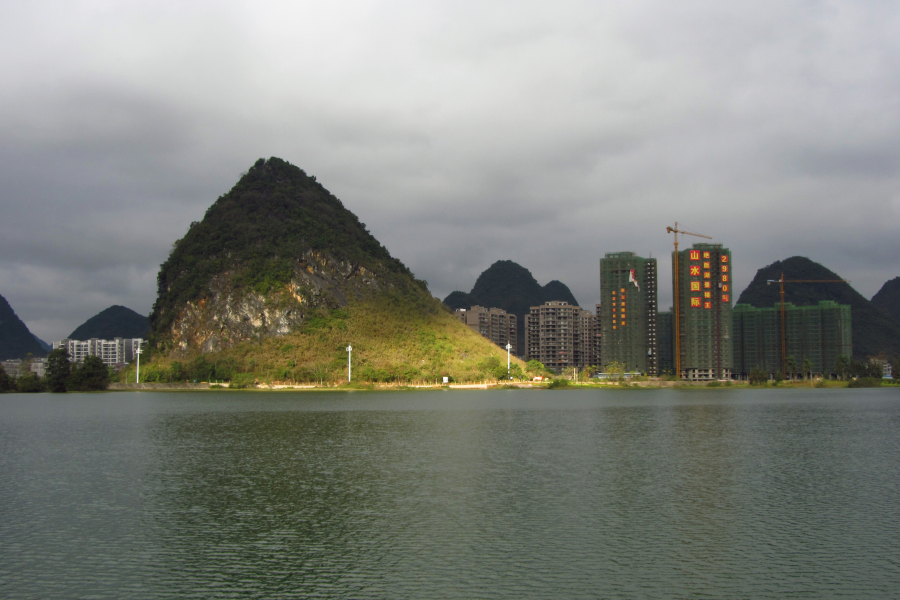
[124,296,527,386]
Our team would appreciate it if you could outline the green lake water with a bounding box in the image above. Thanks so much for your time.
[1,388,898,599]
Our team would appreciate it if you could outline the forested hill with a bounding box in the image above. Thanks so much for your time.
[736,257,900,359]
[871,276,900,323]
[0,293,46,360]
[443,260,581,355]
[150,157,425,342]
[141,157,518,385]
[69,305,150,340]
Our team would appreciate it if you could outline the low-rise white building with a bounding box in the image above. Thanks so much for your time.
[1,358,48,378]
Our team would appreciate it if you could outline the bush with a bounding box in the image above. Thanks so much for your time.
[525,360,546,375]
[68,356,111,391]
[547,378,570,389]
[848,377,882,388]
[169,361,187,382]
[46,348,71,393]
[707,380,722,387]
[0,364,15,392]
[230,373,257,389]
[509,363,524,381]
[748,368,768,386]
[16,374,45,393]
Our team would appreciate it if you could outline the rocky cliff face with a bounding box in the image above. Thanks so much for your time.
[167,249,391,354]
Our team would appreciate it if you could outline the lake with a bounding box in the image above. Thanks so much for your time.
[1,388,898,599]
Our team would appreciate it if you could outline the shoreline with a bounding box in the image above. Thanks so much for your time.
[104,380,884,392]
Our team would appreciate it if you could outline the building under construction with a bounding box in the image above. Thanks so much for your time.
[525,301,598,373]
[657,310,674,376]
[732,301,851,378]
[599,252,658,375]
[672,243,733,380]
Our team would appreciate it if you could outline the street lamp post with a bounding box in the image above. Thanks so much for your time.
[135,344,143,384]
[346,345,352,382]
[506,342,512,379]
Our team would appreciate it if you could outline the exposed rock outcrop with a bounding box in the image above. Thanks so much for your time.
[169,250,390,354]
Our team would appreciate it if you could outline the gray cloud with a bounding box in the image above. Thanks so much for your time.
[1,0,899,341]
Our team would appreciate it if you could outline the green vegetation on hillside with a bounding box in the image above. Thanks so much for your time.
[871,276,900,323]
[69,305,149,340]
[443,260,580,354]
[737,256,900,359]
[151,157,424,340]
[131,294,525,385]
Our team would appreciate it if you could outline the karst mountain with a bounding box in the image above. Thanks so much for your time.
[148,157,515,383]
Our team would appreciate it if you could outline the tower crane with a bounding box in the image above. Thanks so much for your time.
[666,223,712,379]
[766,273,849,378]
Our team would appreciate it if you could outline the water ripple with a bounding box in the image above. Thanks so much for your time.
[1,389,898,598]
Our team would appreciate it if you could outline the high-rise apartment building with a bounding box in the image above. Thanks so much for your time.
[657,310,674,376]
[575,307,601,370]
[454,306,517,351]
[732,301,851,378]
[591,304,602,369]
[599,252,658,375]
[672,243,732,380]
[525,301,597,373]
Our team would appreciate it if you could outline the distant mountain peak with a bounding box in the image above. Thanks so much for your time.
[443,260,580,354]
[69,305,150,340]
[0,293,47,360]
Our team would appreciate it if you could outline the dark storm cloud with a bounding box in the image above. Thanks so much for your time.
[1,0,899,341]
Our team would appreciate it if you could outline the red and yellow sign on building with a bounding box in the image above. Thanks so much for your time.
[683,245,733,310]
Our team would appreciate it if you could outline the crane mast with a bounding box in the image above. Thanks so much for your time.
[766,274,848,378]
[666,223,712,379]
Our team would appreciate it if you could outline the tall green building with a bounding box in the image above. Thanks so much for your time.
[732,301,851,378]
[672,243,733,380]
[658,310,674,376]
[600,252,658,375]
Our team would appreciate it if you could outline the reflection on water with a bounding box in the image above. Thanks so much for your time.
[1,389,899,598]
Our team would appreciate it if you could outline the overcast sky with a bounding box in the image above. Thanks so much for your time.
[2,0,899,342]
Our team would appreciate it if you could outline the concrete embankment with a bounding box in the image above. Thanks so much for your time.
[108,380,711,391]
